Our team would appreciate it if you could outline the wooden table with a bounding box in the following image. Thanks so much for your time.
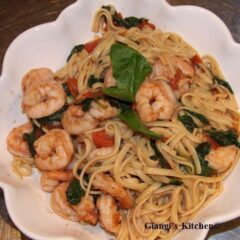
[0,0,239,239]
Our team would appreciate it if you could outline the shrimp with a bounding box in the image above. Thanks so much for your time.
[89,99,119,121]
[174,57,195,77]
[34,129,74,171]
[135,80,177,122]
[40,170,74,192]
[97,194,121,234]
[151,57,195,95]
[62,105,99,135]
[7,122,32,158]
[22,81,65,119]
[205,145,237,173]
[51,182,78,221]
[92,173,133,209]
[88,147,113,159]
[104,68,117,88]
[72,196,98,225]
[22,68,54,93]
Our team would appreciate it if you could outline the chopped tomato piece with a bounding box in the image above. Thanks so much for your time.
[161,137,169,143]
[92,130,114,148]
[169,68,182,90]
[191,54,202,65]
[138,20,155,30]
[67,78,78,97]
[84,38,102,53]
[82,90,103,99]
[205,135,219,149]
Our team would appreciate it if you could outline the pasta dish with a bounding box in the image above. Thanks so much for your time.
[6,5,240,239]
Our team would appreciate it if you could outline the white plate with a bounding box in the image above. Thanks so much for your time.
[1,0,240,239]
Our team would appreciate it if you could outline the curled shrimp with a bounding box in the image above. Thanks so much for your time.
[104,68,117,88]
[97,194,121,234]
[72,195,98,225]
[34,129,74,171]
[88,147,113,159]
[51,182,78,221]
[92,173,133,209]
[22,81,65,119]
[22,68,54,93]
[40,170,74,192]
[62,105,99,135]
[89,99,119,121]
[135,80,177,122]
[7,123,32,157]
[205,145,237,173]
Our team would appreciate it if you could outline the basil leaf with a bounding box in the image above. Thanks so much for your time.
[213,76,233,93]
[119,107,161,139]
[195,142,214,176]
[103,43,152,102]
[67,44,84,62]
[185,110,209,124]
[178,114,197,133]
[66,178,85,205]
[88,75,104,87]
[150,140,170,168]
[207,129,240,147]
[37,105,68,125]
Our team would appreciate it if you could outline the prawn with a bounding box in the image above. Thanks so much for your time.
[92,173,133,209]
[7,122,32,158]
[50,182,78,221]
[104,68,117,88]
[22,68,54,93]
[135,80,177,122]
[22,81,65,119]
[97,194,121,234]
[151,57,195,95]
[89,99,119,121]
[72,195,98,225]
[205,145,237,173]
[40,170,74,192]
[62,105,99,135]
[34,129,74,171]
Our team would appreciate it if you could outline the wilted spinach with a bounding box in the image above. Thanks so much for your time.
[150,140,170,168]
[195,142,214,176]
[66,178,85,205]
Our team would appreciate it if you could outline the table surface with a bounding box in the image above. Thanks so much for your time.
[0,0,240,239]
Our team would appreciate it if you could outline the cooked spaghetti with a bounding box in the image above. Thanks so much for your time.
[7,5,240,239]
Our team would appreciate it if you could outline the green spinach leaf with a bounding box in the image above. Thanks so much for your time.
[150,140,170,168]
[103,43,152,102]
[67,44,84,62]
[87,75,104,87]
[207,129,240,147]
[66,178,85,205]
[178,114,197,133]
[213,76,233,93]
[185,110,209,125]
[81,98,94,112]
[23,123,44,157]
[195,142,214,176]
[37,105,68,125]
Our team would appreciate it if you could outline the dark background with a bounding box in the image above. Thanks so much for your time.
[0,0,239,239]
